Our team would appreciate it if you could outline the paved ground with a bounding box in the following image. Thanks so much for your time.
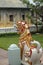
[0,48,9,65]
[0,48,43,65]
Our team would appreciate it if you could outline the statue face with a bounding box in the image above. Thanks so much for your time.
[16,21,29,34]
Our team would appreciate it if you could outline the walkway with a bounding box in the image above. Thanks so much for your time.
[0,48,9,65]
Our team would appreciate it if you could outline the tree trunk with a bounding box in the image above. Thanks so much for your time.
[42,16,43,22]
[36,12,38,33]
[41,16,43,32]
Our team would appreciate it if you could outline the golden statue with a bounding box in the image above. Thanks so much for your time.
[16,20,42,65]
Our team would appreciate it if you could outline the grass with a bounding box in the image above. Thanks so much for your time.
[32,34,43,47]
[0,33,20,50]
[0,33,43,50]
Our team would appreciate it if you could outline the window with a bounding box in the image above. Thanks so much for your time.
[9,15,14,21]
[22,15,25,20]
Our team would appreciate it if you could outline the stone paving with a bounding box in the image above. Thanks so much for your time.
[0,48,9,65]
[0,48,43,65]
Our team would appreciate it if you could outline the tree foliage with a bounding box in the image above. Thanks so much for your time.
[21,0,29,3]
[21,0,43,32]
[33,0,43,3]
[33,0,43,16]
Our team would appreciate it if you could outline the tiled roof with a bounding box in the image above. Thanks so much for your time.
[0,0,27,8]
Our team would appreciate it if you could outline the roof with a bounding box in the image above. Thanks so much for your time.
[0,0,27,8]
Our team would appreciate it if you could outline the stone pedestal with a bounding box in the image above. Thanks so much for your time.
[8,44,21,65]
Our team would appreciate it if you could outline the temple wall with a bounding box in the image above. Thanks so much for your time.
[0,9,29,27]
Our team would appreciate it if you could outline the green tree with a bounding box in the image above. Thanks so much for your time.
[33,0,43,32]
[33,0,43,3]
[21,0,43,32]
[21,0,40,32]
[33,0,43,22]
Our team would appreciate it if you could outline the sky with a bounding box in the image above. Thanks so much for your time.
[29,0,33,3]
[29,0,35,5]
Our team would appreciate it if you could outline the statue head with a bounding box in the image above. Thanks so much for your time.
[16,20,29,34]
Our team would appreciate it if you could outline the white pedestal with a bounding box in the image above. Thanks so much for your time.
[8,44,21,65]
